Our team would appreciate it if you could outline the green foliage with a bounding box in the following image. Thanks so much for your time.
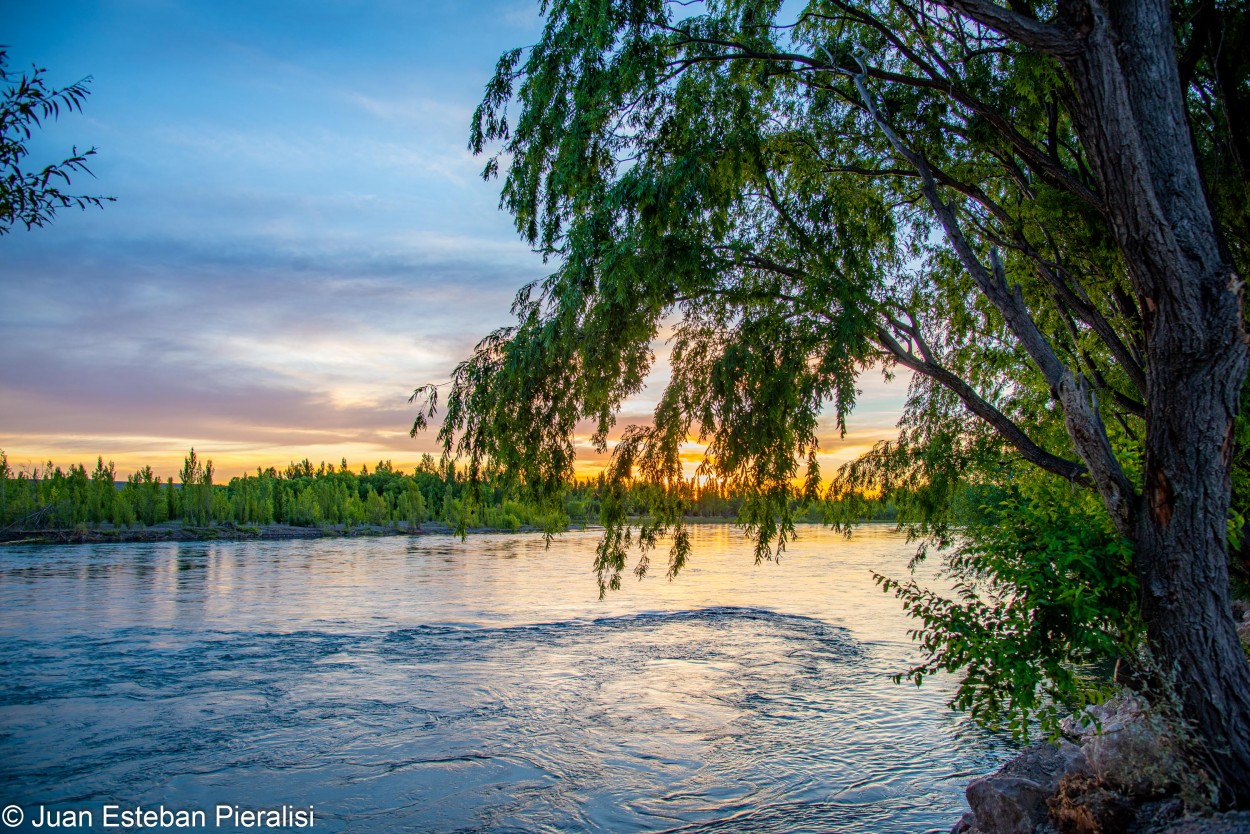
[414,0,1250,735]
[876,474,1141,739]
[416,0,1164,594]
[121,466,168,526]
[1,449,794,535]
[178,449,214,526]
[0,49,113,233]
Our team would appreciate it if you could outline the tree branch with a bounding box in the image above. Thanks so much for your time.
[853,67,1138,535]
[934,0,1077,58]
[875,325,1089,482]
[664,22,1104,212]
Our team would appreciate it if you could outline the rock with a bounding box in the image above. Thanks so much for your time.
[951,810,980,833]
[1083,724,1179,797]
[1058,694,1181,798]
[955,693,1233,834]
[1001,739,1090,788]
[1060,696,1144,740]
[1047,773,1135,834]
[962,741,1089,834]
[1147,811,1250,833]
[967,775,1057,834]
[1134,798,1187,831]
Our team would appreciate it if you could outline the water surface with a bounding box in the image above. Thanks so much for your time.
[0,524,1012,832]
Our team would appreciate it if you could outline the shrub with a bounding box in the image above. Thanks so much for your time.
[877,474,1142,738]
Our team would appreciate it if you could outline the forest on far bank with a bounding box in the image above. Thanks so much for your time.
[0,449,896,535]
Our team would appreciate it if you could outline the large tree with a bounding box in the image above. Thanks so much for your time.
[415,0,1250,802]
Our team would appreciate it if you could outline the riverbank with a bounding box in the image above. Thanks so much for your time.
[952,687,1250,834]
[0,519,572,545]
[0,516,805,546]
[0,522,396,545]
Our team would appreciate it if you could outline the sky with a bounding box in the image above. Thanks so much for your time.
[1,0,908,481]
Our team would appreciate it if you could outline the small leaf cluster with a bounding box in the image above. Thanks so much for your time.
[0,49,114,233]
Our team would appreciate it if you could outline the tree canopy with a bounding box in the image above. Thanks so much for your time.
[415,0,1250,802]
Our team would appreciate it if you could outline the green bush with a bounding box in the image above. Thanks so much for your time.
[877,474,1142,739]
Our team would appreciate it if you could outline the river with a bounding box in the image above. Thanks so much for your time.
[0,524,1013,832]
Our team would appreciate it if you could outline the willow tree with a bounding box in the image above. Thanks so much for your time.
[413,0,1250,800]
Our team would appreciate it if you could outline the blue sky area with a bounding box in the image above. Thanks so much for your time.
[1,0,906,479]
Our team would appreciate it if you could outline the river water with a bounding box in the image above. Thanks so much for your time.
[0,524,1013,833]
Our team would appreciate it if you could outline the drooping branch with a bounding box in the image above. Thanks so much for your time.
[970,217,1147,396]
[700,238,1090,484]
[799,146,1135,393]
[853,66,1138,535]
[1032,259,1147,395]
[811,0,1103,211]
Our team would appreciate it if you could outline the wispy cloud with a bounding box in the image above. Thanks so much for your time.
[1,0,906,480]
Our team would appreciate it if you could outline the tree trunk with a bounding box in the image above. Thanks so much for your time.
[1060,0,1250,803]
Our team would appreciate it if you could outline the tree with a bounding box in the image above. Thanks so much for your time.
[414,0,1250,802]
[178,448,214,526]
[0,49,113,233]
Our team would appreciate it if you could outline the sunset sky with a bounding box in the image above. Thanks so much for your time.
[1,0,908,481]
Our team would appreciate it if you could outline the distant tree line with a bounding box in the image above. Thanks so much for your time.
[0,449,891,534]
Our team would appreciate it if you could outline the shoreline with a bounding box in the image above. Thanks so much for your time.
[0,520,558,545]
[0,517,896,547]
[0,522,414,545]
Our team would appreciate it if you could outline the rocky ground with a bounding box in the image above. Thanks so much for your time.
[953,602,1250,834]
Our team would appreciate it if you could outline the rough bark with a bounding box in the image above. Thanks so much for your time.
[1056,0,1250,805]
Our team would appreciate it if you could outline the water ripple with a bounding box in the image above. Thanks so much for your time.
[0,528,1015,832]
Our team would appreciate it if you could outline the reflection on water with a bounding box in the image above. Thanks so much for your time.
[0,525,1013,832]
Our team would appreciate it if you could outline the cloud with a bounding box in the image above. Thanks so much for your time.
[0,226,546,477]
[1,0,909,482]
